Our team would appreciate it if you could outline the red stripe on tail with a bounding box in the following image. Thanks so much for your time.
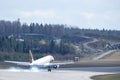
[29,50,34,63]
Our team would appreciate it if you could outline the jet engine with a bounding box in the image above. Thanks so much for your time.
[53,65,59,69]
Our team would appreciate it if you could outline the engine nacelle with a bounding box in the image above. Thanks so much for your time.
[53,65,59,69]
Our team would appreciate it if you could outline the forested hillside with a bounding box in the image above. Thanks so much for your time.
[0,19,120,41]
[0,19,120,61]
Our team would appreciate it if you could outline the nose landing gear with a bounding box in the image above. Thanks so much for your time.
[48,67,51,72]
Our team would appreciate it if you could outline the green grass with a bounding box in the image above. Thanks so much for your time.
[91,74,120,80]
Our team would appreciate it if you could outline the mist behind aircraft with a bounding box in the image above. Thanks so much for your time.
[7,67,43,72]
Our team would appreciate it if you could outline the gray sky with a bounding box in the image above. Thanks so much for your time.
[0,0,120,30]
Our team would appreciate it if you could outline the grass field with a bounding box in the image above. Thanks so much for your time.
[90,51,120,80]
[101,50,120,60]
[91,74,120,80]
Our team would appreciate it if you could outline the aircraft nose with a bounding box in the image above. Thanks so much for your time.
[52,56,54,61]
[51,56,54,61]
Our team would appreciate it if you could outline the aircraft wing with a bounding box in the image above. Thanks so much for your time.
[47,61,74,66]
[4,60,30,66]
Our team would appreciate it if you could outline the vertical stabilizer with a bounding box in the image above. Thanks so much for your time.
[29,50,34,63]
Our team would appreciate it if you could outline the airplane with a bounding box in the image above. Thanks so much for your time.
[4,50,73,72]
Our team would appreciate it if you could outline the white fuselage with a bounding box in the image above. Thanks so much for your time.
[30,55,54,67]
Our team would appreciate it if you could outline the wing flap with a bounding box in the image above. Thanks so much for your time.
[48,61,74,66]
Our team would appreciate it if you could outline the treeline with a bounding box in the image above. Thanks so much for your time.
[0,19,120,41]
[0,36,78,61]
[0,19,66,37]
[0,36,76,54]
[83,29,120,41]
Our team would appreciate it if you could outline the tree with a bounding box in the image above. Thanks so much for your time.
[49,40,55,53]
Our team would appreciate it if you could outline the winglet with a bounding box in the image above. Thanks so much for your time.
[29,50,34,63]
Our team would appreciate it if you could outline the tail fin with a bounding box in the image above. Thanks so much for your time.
[29,50,34,63]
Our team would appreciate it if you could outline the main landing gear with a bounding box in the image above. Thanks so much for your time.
[48,67,51,72]
[48,68,51,72]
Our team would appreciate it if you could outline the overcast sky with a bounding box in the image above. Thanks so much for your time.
[0,0,120,30]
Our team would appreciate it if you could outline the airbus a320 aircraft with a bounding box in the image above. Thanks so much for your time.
[5,50,73,71]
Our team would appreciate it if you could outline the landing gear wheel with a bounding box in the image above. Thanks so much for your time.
[48,68,51,72]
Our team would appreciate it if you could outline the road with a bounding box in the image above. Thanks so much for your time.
[0,67,120,80]
[83,38,117,60]
[93,50,116,60]
[83,38,99,53]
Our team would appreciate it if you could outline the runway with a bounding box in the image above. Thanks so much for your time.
[0,67,120,80]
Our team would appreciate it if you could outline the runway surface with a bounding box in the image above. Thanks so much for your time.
[0,67,120,80]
